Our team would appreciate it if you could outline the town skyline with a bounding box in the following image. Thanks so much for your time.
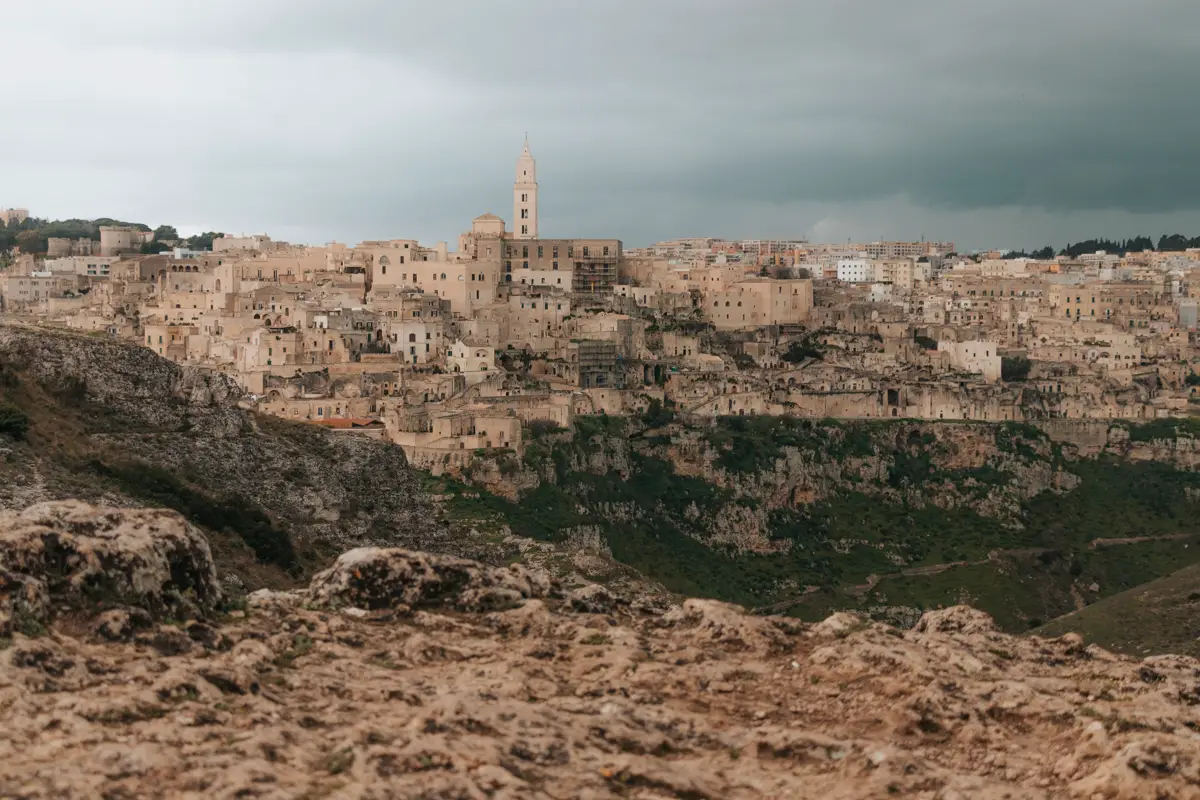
[3,1,1199,252]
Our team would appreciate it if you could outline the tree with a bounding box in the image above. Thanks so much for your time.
[782,337,824,362]
[186,231,222,251]
[140,241,170,254]
[641,398,675,428]
[1002,356,1032,382]
[15,230,46,254]
[153,225,179,242]
[914,334,938,351]
[1159,234,1200,252]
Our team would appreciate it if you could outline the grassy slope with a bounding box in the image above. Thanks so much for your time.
[1034,561,1200,658]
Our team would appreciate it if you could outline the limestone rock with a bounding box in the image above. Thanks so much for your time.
[305,547,554,613]
[94,608,152,642]
[0,326,450,561]
[0,501,221,633]
[1,536,1200,797]
[911,605,998,636]
[566,583,627,614]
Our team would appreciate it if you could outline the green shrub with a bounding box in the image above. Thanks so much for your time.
[641,398,675,428]
[0,402,29,440]
[1001,356,1032,382]
[1123,418,1200,442]
[526,419,564,439]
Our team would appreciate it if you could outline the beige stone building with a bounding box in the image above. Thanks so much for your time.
[705,278,813,330]
[0,208,29,226]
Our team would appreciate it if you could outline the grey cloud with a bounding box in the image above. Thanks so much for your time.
[2,0,1199,250]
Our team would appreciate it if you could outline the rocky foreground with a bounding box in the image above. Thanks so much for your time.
[2,503,1199,798]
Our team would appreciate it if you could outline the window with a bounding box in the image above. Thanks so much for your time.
[522,246,528,258]
[567,246,574,257]
[409,333,416,342]
[552,261,558,270]
[520,209,528,219]
[537,246,543,258]
[603,246,609,256]
[522,261,528,269]
[553,246,558,258]
[583,246,590,257]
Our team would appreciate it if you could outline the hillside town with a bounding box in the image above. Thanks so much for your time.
[4,143,1200,473]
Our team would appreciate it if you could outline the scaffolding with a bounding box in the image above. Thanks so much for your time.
[571,255,619,297]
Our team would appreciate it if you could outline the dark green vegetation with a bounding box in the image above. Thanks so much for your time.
[781,335,825,363]
[437,415,1200,641]
[1112,417,1200,442]
[1035,561,1200,658]
[1001,356,1031,382]
[1002,235,1200,259]
[0,401,29,440]
[0,216,219,255]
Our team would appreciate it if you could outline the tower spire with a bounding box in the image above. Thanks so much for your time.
[514,137,538,239]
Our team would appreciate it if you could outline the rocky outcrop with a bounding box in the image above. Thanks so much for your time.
[2,505,1199,798]
[304,547,554,612]
[0,502,221,635]
[0,326,450,577]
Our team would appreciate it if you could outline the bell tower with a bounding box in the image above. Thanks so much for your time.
[513,135,538,240]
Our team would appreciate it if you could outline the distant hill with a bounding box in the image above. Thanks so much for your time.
[1034,561,1200,657]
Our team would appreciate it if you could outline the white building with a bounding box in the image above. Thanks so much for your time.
[836,259,875,283]
[447,339,497,385]
[42,256,120,277]
[938,340,1002,383]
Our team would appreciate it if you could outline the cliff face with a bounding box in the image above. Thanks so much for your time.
[0,326,447,586]
[3,502,1199,799]
[444,415,1200,638]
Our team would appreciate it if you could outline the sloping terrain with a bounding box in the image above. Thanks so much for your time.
[443,413,1200,636]
[0,325,450,589]
[1036,561,1200,658]
[2,502,1199,799]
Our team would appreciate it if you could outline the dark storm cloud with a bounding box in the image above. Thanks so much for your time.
[2,0,1199,249]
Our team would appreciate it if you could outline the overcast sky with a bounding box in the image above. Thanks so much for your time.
[2,0,1198,251]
